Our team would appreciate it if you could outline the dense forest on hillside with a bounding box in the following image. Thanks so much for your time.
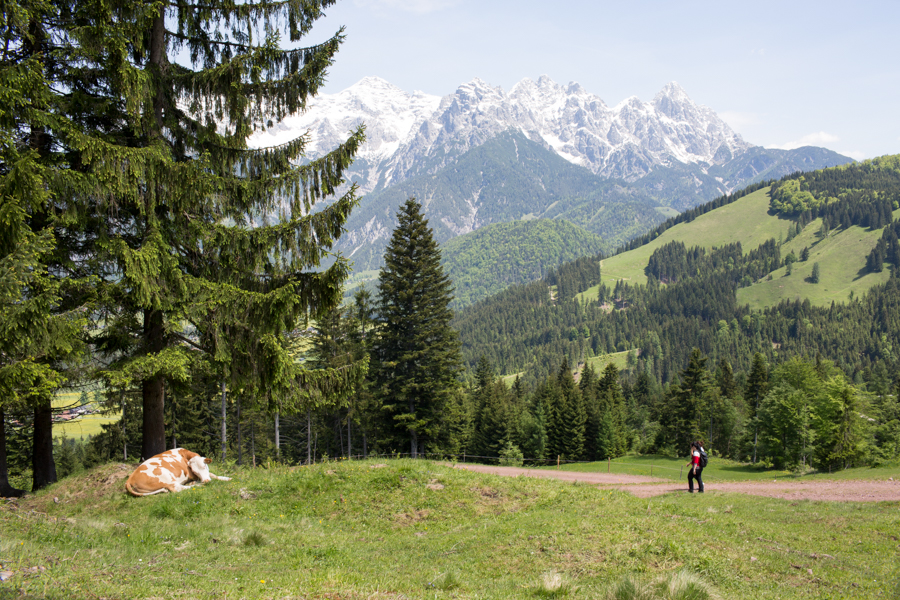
[442,161,900,468]
[441,219,607,309]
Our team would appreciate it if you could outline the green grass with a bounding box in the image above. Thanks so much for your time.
[3,459,899,599]
[736,214,897,309]
[51,391,118,440]
[542,455,900,483]
[584,350,633,373]
[576,191,898,310]
[579,187,786,299]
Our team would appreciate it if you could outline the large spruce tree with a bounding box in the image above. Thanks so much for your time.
[1,0,88,493]
[373,198,462,457]
[54,0,364,459]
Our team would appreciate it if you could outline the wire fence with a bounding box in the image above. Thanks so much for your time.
[300,451,693,480]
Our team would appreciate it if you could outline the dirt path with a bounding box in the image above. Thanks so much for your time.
[450,464,900,502]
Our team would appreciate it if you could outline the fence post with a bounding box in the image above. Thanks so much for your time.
[650,465,653,477]
[607,458,610,473]
[557,455,560,469]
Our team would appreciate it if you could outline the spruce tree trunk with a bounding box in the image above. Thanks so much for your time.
[0,407,24,497]
[409,397,417,458]
[142,308,166,459]
[274,411,280,460]
[32,400,56,491]
[220,382,227,461]
[307,409,312,465]
[236,396,242,466]
[140,3,168,462]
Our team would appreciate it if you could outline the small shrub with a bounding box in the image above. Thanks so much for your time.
[498,441,524,467]
[243,531,267,547]
[602,571,718,600]
[536,571,576,598]
[431,571,460,591]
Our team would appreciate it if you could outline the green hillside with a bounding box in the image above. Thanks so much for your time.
[577,186,899,309]
[455,157,900,387]
[442,219,607,309]
[589,187,785,287]
[737,215,897,309]
[6,460,899,598]
[340,131,667,272]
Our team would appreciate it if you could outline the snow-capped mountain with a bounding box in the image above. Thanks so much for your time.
[252,75,751,191]
[250,76,852,276]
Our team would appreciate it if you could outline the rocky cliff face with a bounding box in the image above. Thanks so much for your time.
[249,76,851,272]
[251,75,751,191]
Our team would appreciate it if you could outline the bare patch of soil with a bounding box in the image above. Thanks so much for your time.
[450,464,900,502]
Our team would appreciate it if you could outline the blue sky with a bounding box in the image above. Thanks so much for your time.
[307,0,900,161]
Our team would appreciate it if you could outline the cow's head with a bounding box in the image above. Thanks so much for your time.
[187,453,213,483]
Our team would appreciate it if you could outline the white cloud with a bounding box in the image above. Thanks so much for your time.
[718,111,761,133]
[839,149,866,161]
[772,131,840,151]
[354,0,459,13]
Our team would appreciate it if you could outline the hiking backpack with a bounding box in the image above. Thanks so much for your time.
[699,449,708,468]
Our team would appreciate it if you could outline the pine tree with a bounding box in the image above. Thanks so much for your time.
[660,349,709,451]
[715,358,739,400]
[597,363,627,456]
[810,262,821,284]
[372,198,462,457]
[52,0,365,459]
[554,358,585,460]
[745,352,769,463]
[0,0,88,493]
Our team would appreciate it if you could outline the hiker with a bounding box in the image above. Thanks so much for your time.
[686,441,704,493]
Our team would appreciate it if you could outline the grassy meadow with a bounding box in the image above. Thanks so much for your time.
[2,459,899,599]
[575,189,899,310]
[580,187,788,294]
[736,213,898,310]
[51,391,117,440]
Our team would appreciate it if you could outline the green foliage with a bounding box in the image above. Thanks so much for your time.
[37,0,366,459]
[497,441,524,467]
[441,219,606,308]
[769,178,825,215]
[372,198,463,456]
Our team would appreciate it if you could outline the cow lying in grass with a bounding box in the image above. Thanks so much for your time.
[125,448,231,497]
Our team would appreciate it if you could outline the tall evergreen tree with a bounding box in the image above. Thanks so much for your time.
[372,198,462,457]
[554,358,585,460]
[745,353,769,463]
[0,0,88,493]
[597,363,627,456]
[53,0,365,459]
[660,349,709,451]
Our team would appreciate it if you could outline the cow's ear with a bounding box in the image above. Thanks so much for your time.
[204,458,212,464]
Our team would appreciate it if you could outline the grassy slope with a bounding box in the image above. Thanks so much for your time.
[594,187,786,288]
[52,391,117,439]
[737,214,898,309]
[2,459,898,599]
[576,187,899,309]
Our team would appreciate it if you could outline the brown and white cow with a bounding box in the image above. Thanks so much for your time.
[125,448,231,497]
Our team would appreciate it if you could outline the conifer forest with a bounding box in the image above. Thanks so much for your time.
[2,0,900,496]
